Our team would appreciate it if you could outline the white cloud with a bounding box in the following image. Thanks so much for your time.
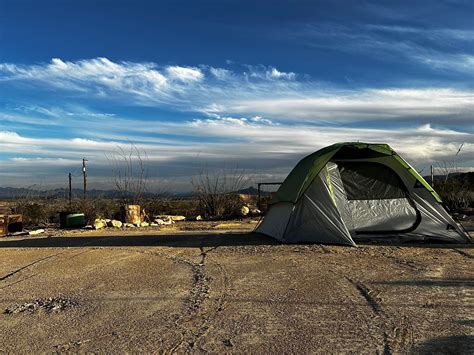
[0,58,302,109]
[165,66,203,82]
[245,65,296,81]
[1,118,472,189]
[250,116,274,125]
[227,88,474,122]
[209,67,232,80]
[415,53,474,74]
[365,24,474,42]
[267,67,296,80]
[291,24,474,75]
[0,57,169,99]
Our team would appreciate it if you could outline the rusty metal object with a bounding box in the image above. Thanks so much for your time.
[7,214,23,233]
[0,215,6,237]
[0,214,23,236]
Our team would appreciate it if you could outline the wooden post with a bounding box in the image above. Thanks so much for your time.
[82,158,87,199]
[430,165,434,188]
[68,173,72,206]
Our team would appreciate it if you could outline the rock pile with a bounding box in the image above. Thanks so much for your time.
[4,296,78,315]
[90,215,188,230]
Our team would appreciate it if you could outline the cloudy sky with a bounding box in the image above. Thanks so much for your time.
[0,0,473,192]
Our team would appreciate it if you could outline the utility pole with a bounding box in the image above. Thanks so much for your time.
[82,158,88,199]
[68,173,72,206]
[430,165,434,188]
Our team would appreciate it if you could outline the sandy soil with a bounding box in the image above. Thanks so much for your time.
[0,221,472,353]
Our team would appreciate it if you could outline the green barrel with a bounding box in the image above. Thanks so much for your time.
[59,212,86,228]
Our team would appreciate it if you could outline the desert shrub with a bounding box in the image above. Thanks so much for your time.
[69,198,121,224]
[191,167,249,218]
[434,144,473,210]
[12,198,68,226]
[11,196,123,226]
[13,201,50,226]
[437,176,473,210]
[142,198,198,217]
[430,144,473,210]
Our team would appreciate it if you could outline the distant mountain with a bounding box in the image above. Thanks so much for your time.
[0,185,273,199]
[0,187,169,199]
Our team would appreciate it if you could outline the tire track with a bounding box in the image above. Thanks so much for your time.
[168,239,229,353]
[0,254,58,281]
[0,235,114,284]
[321,260,389,352]
[352,280,383,315]
[345,277,392,354]
[103,239,229,353]
[451,248,474,259]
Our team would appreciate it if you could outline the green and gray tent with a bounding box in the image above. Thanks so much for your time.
[256,142,470,246]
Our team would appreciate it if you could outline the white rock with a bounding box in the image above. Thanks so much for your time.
[154,218,174,225]
[124,223,135,228]
[28,229,45,236]
[155,215,185,222]
[239,206,250,217]
[141,221,149,227]
[93,219,107,230]
[108,220,122,228]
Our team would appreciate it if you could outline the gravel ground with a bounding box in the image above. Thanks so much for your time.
[0,221,472,353]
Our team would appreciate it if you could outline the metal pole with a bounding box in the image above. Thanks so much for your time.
[430,165,434,188]
[82,158,87,199]
[68,173,72,206]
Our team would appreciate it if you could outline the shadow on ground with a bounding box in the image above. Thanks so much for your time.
[374,278,473,288]
[0,232,473,250]
[412,335,474,354]
[0,232,279,249]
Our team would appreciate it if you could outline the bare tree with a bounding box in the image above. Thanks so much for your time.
[191,165,249,217]
[107,144,148,206]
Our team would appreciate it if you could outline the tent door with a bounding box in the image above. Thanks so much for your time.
[333,161,420,235]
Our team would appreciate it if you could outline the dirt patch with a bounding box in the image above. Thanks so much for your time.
[0,225,472,352]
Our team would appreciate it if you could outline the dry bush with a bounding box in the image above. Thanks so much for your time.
[191,166,249,218]
[12,194,122,227]
[70,198,121,224]
[142,198,199,217]
[12,197,68,227]
[106,144,148,206]
[435,144,473,210]
[437,175,473,210]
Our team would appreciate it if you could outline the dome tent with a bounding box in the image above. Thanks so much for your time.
[256,143,470,246]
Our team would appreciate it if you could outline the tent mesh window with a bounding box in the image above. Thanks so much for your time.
[338,162,408,200]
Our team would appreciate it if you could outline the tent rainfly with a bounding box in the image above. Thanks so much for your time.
[256,142,470,246]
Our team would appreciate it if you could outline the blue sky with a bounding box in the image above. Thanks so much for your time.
[0,0,473,191]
